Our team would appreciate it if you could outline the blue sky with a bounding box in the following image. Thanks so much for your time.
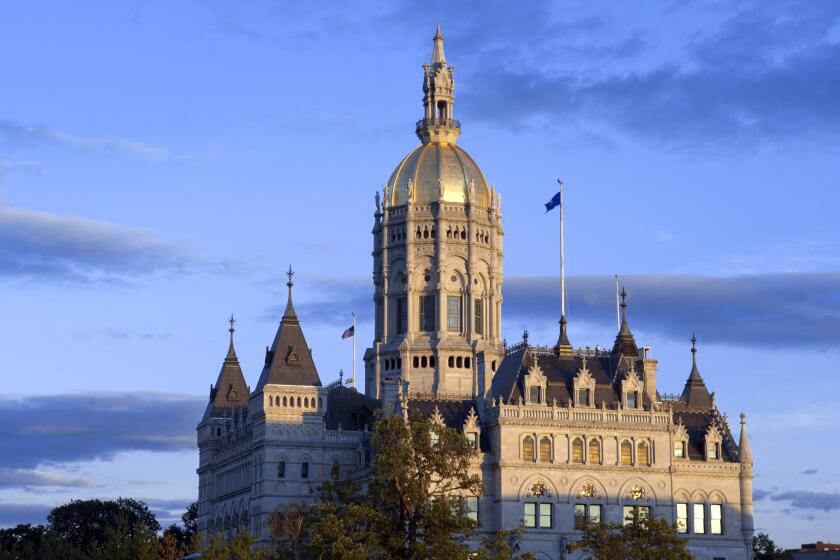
[1,0,839,546]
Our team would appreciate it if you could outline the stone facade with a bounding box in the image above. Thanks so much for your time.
[195,27,755,560]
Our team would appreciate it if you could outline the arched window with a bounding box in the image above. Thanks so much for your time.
[318,397,323,409]
[413,356,420,368]
[491,360,496,371]
[465,357,471,368]
[278,461,285,478]
[539,437,552,462]
[638,441,650,466]
[456,356,463,368]
[421,356,428,368]
[588,439,601,464]
[269,396,273,407]
[283,396,287,406]
[572,438,584,463]
[522,436,535,461]
[289,397,294,407]
[448,356,455,367]
[397,358,402,368]
[301,462,309,479]
[303,397,308,408]
[296,397,301,407]
[331,460,340,480]
[620,440,633,465]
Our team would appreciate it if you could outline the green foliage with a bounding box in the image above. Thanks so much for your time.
[568,516,694,560]
[753,533,793,560]
[202,528,266,560]
[47,497,160,554]
[474,527,538,560]
[270,413,534,560]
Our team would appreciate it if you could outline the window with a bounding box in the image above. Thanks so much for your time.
[572,438,584,463]
[539,437,552,462]
[539,503,553,528]
[522,436,535,461]
[447,295,462,332]
[578,388,590,406]
[330,460,340,480]
[448,356,454,368]
[588,439,601,464]
[676,503,688,533]
[623,505,650,527]
[529,386,541,404]
[674,441,686,458]
[710,504,723,534]
[524,503,536,528]
[474,298,483,335]
[693,503,705,534]
[463,496,479,523]
[626,391,638,408]
[574,504,602,529]
[278,461,286,479]
[466,432,478,449]
[420,295,435,332]
[707,442,720,460]
[638,441,650,466]
[430,431,440,447]
[396,297,407,334]
[620,440,633,465]
[301,462,309,479]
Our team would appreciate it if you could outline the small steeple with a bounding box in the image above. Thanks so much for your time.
[417,25,460,144]
[680,333,712,408]
[432,24,446,65]
[203,316,250,420]
[554,315,573,357]
[283,264,298,322]
[256,267,322,389]
[611,288,638,358]
[739,412,753,467]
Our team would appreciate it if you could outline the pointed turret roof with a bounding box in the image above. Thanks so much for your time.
[256,267,322,389]
[738,412,753,466]
[203,315,250,420]
[431,24,446,66]
[611,288,638,358]
[680,334,712,409]
[554,315,573,357]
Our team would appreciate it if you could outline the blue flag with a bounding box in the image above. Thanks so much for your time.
[545,191,561,212]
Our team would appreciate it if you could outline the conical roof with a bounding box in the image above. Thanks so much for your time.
[203,317,249,420]
[738,413,753,466]
[256,269,322,389]
[431,24,446,66]
[611,288,638,358]
[680,334,712,408]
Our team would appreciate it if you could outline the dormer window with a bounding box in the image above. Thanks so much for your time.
[706,442,720,460]
[674,441,686,458]
[626,391,638,409]
[529,387,542,404]
[466,432,478,449]
[578,389,590,407]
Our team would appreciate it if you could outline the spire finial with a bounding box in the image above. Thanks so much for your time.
[286,265,295,288]
[523,329,529,346]
[620,287,627,308]
[691,332,697,362]
[229,314,236,335]
[740,412,746,425]
[225,314,238,360]
[339,368,344,384]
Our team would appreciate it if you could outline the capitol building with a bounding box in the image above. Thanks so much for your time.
[196,27,755,560]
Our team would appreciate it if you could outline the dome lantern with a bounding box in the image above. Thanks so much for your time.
[416,25,461,145]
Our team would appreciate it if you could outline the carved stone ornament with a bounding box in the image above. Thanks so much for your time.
[579,482,598,498]
[628,485,647,501]
[530,481,551,498]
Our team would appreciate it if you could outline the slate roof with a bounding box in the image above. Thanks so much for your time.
[256,283,322,389]
[324,385,379,430]
[673,407,739,462]
[406,397,491,452]
[203,330,250,421]
[490,350,651,410]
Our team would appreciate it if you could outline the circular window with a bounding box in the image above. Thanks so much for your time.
[424,274,431,282]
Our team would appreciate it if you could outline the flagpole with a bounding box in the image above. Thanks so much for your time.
[351,312,357,388]
[557,179,565,320]
[615,274,620,330]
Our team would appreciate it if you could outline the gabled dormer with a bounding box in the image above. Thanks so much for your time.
[573,356,596,408]
[523,353,547,405]
[620,363,643,410]
[704,424,723,461]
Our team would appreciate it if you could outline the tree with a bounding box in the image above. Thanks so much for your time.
[568,516,694,560]
[88,514,158,560]
[474,527,538,560]
[47,498,160,554]
[271,412,533,560]
[753,533,793,560]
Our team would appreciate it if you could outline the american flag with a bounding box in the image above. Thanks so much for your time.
[341,325,355,339]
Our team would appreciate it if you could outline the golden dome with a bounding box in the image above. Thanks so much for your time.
[386,141,491,207]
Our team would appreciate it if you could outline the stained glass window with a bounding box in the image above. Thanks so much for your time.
[572,438,584,463]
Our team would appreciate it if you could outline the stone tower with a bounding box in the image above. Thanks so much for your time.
[364,26,505,399]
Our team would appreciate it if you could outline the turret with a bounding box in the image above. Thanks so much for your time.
[739,413,755,558]
[417,25,461,144]
[680,334,713,409]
